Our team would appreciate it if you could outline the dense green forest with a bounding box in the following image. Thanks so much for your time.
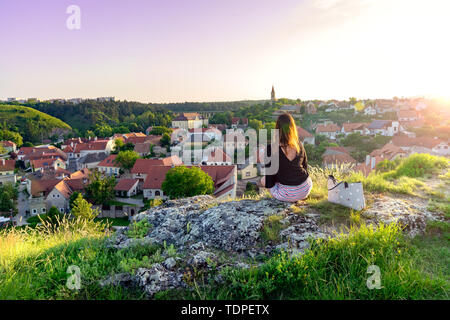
[6,99,277,137]
[0,104,71,144]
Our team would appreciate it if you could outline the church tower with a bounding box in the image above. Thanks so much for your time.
[271,85,276,103]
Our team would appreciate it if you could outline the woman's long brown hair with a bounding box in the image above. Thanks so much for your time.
[276,113,300,153]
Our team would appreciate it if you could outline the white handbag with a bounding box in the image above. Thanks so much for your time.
[327,175,365,210]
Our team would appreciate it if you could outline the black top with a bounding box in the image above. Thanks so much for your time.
[264,143,309,188]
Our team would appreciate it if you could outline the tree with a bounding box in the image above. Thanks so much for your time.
[84,171,116,205]
[354,102,365,112]
[160,133,171,147]
[0,129,23,146]
[70,193,99,221]
[149,126,172,136]
[112,138,124,154]
[115,150,140,170]
[162,166,214,199]
[69,191,81,209]
[0,183,17,212]
[45,206,63,225]
[94,123,113,137]
[0,144,6,155]
[249,119,264,131]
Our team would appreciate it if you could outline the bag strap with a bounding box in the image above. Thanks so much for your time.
[327,178,349,191]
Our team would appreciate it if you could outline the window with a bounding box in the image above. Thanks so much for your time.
[59,208,64,213]
[155,190,161,196]
[246,172,251,177]
[32,209,37,214]
[41,208,46,213]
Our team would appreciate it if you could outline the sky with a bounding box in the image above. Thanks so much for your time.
[1,0,449,103]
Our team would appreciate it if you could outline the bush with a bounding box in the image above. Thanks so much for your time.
[162,166,214,199]
[387,153,448,178]
[127,219,152,239]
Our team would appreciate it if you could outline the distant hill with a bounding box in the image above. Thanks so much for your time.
[0,104,71,143]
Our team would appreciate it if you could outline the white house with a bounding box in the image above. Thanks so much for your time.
[367,120,399,136]
[364,106,377,115]
[97,154,121,176]
[315,123,341,139]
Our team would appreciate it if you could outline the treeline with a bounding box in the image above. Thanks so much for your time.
[159,100,266,112]
[24,100,173,137]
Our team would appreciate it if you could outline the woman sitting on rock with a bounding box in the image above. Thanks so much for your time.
[258,113,312,202]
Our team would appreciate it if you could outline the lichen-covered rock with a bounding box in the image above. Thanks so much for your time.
[111,196,297,253]
[361,196,444,236]
[135,264,186,298]
[187,251,216,268]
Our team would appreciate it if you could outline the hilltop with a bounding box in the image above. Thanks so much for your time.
[0,153,448,300]
[0,104,71,143]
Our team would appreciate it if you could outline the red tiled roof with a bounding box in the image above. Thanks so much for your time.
[207,148,232,163]
[142,166,172,189]
[53,180,72,199]
[214,184,235,197]
[323,153,357,165]
[0,159,15,171]
[131,156,182,174]
[97,154,119,167]
[63,145,73,153]
[316,123,341,133]
[391,136,445,149]
[342,122,367,132]
[65,178,87,191]
[30,179,60,197]
[114,179,138,191]
[0,140,16,147]
[296,126,313,139]
[74,141,109,153]
[397,110,419,119]
[30,158,63,169]
[69,168,90,180]
[173,112,202,121]
[325,146,350,154]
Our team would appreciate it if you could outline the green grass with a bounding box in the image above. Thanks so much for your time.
[261,215,285,244]
[0,218,159,299]
[107,200,138,207]
[0,104,71,142]
[177,223,448,300]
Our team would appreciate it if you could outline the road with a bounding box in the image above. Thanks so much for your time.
[13,183,30,226]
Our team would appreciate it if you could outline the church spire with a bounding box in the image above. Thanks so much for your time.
[271,85,276,103]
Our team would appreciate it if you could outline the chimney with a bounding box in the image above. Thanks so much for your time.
[371,157,376,170]
[365,155,370,166]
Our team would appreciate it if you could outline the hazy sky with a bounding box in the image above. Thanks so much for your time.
[1,0,449,102]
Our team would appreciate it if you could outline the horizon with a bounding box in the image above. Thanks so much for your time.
[1,0,450,102]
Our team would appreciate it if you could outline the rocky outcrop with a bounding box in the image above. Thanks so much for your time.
[105,195,328,297]
[103,193,443,297]
[110,195,326,254]
[362,195,444,236]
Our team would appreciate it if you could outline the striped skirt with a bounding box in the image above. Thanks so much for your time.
[269,177,313,202]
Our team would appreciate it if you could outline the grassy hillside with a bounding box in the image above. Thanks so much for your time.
[0,154,448,300]
[0,104,71,143]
